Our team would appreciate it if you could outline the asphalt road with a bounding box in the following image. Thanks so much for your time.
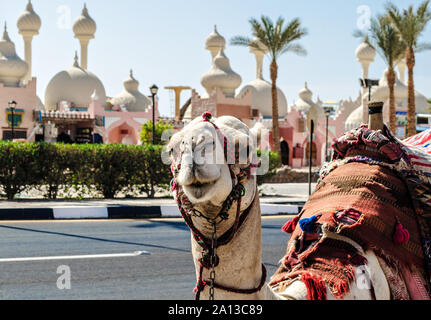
[0,216,291,300]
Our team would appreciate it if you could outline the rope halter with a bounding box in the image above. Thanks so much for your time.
[170,112,266,300]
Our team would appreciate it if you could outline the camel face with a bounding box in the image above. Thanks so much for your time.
[168,115,257,213]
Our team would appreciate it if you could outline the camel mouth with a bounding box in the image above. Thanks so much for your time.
[183,179,218,200]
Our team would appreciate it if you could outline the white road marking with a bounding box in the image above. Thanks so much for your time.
[0,250,150,263]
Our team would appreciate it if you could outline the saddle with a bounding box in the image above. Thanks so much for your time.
[270,125,431,300]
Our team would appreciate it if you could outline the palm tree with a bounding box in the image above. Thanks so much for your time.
[387,0,431,137]
[231,16,308,154]
[366,15,406,133]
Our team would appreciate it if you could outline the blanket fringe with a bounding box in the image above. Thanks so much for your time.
[301,272,327,300]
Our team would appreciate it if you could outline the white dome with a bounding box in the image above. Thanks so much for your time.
[200,50,242,97]
[110,70,152,112]
[415,91,431,114]
[73,4,96,38]
[355,38,376,62]
[368,68,408,101]
[44,53,106,110]
[0,24,28,86]
[17,1,41,34]
[36,95,44,109]
[236,78,288,117]
[345,105,363,131]
[205,25,226,52]
[292,82,324,119]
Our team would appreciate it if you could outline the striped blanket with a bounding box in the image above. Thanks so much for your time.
[270,125,431,299]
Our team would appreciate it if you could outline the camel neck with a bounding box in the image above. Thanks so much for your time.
[190,194,264,300]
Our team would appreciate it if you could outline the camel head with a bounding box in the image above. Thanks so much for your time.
[167,114,258,221]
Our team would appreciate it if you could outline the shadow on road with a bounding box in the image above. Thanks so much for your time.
[131,220,189,231]
[0,224,190,253]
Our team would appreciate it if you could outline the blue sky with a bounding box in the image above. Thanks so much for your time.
[1,0,430,117]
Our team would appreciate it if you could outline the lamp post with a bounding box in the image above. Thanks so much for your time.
[308,119,314,196]
[8,100,17,141]
[150,84,159,145]
[324,106,332,162]
[359,78,380,102]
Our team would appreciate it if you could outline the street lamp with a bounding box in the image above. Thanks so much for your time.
[323,106,332,162]
[308,119,314,196]
[150,84,159,145]
[8,100,17,141]
[359,78,380,102]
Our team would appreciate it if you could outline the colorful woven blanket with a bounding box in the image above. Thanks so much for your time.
[270,125,431,300]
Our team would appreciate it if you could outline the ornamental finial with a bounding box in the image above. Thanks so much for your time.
[202,112,212,122]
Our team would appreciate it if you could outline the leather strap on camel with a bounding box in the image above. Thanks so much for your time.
[171,112,266,300]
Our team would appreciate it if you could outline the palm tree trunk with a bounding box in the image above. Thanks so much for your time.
[387,66,397,133]
[406,47,416,137]
[270,60,281,154]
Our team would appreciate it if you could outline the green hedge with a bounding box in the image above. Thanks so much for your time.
[0,141,279,200]
[0,142,171,200]
[256,150,281,185]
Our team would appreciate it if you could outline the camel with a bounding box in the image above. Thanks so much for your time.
[167,107,431,300]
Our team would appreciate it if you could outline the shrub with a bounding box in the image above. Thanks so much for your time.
[0,142,172,200]
[140,121,174,145]
[35,143,75,199]
[89,144,136,198]
[256,149,281,185]
[0,141,40,200]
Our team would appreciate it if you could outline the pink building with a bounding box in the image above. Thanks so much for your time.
[1,3,159,145]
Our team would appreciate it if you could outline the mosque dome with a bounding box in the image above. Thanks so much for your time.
[201,50,242,98]
[205,25,226,52]
[110,70,152,112]
[44,53,106,110]
[17,1,41,34]
[0,24,28,86]
[355,37,376,62]
[73,4,96,38]
[415,91,431,114]
[292,82,324,121]
[368,69,408,101]
[36,95,44,109]
[345,105,363,131]
[236,78,288,117]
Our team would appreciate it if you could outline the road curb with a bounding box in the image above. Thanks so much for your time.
[0,204,303,220]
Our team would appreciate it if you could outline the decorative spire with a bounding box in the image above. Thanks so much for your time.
[73,51,80,67]
[82,3,89,16]
[124,69,139,91]
[2,22,11,41]
[26,0,33,11]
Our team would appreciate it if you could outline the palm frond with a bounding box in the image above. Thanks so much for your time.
[386,0,431,49]
[230,36,252,48]
[231,14,307,62]
[280,43,307,56]
[368,14,406,67]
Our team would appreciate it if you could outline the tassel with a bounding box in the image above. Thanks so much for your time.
[299,214,322,234]
[170,179,177,192]
[393,217,410,245]
[202,112,213,122]
[301,273,327,300]
[282,216,299,234]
